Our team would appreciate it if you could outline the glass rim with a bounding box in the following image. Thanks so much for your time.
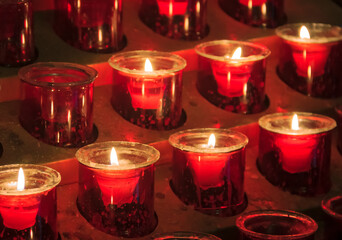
[194,40,271,62]
[236,209,318,239]
[258,112,336,135]
[168,128,249,153]
[321,195,342,220]
[108,50,187,76]
[18,62,98,87]
[76,141,160,170]
[0,164,61,196]
[275,23,342,44]
[152,231,222,240]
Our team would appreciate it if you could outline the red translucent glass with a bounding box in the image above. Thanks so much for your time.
[277,39,342,98]
[19,62,97,147]
[336,106,342,154]
[0,0,36,66]
[257,127,332,196]
[236,210,317,240]
[77,163,157,238]
[195,40,270,114]
[219,0,286,28]
[171,148,247,216]
[0,189,58,240]
[139,0,209,40]
[53,0,125,52]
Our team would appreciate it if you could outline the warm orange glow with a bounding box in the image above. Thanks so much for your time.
[208,134,216,148]
[300,26,310,39]
[17,168,25,191]
[144,59,153,72]
[110,147,119,165]
[231,47,242,59]
[291,114,299,130]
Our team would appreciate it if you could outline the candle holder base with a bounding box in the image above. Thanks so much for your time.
[0,48,38,68]
[256,156,331,196]
[197,78,269,114]
[76,188,158,238]
[170,180,248,217]
[276,65,342,98]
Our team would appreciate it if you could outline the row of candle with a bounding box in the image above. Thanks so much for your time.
[0,0,288,66]
[15,22,342,148]
[0,111,339,239]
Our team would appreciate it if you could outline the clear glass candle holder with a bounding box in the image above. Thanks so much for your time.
[76,141,160,238]
[276,23,342,98]
[219,0,286,28]
[0,0,37,67]
[258,112,336,196]
[0,164,61,240]
[169,128,249,216]
[53,0,126,53]
[108,50,187,130]
[195,40,270,114]
[153,231,222,240]
[139,0,209,40]
[19,62,97,147]
[236,210,318,240]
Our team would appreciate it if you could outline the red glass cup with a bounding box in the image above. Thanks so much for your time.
[139,0,209,40]
[19,62,97,147]
[219,0,286,28]
[53,0,126,52]
[0,164,61,240]
[153,231,222,240]
[0,0,37,67]
[335,105,342,154]
[276,23,342,98]
[76,141,160,238]
[236,210,318,240]
[195,40,270,114]
[169,128,249,216]
[258,112,336,196]
[322,195,342,226]
[108,50,187,130]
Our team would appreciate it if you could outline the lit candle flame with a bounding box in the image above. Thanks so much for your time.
[110,147,119,166]
[291,114,300,130]
[208,134,216,148]
[300,26,310,39]
[17,168,25,191]
[144,59,153,72]
[231,47,242,59]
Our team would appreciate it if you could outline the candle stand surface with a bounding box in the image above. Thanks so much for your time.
[0,0,341,239]
[276,23,342,98]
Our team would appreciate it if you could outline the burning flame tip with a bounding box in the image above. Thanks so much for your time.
[291,114,300,130]
[144,59,153,72]
[110,147,119,166]
[208,134,216,148]
[300,26,310,39]
[231,47,242,59]
[17,167,25,191]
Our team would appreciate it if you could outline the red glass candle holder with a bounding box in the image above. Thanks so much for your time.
[322,195,342,226]
[236,210,318,240]
[195,40,270,114]
[139,0,209,40]
[153,231,222,240]
[53,0,126,52]
[0,164,61,239]
[276,23,342,98]
[76,141,160,238]
[109,50,187,130]
[258,112,336,196]
[335,105,342,154]
[169,128,249,216]
[19,62,97,147]
[0,0,37,67]
[219,0,286,28]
